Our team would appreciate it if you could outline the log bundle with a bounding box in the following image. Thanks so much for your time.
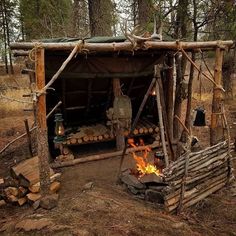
[66,119,160,145]
[162,141,234,212]
[0,156,61,207]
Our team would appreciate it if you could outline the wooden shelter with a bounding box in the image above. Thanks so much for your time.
[10,37,234,155]
[10,37,235,211]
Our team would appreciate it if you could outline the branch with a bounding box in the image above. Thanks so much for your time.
[0,101,62,155]
[0,94,32,104]
[180,48,225,91]
[40,41,83,95]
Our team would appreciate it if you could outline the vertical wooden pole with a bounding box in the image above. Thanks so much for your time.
[35,47,51,196]
[24,119,33,157]
[155,66,169,167]
[166,54,174,142]
[210,46,224,145]
[113,78,125,150]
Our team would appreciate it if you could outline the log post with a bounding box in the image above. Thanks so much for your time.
[35,46,51,196]
[165,54,174,142]
[210,46,225,145]
[155,66,169,167]
[24,119,33,157]
[113,78,125,150]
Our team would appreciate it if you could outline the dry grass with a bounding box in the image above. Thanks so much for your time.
[0,72,31,118]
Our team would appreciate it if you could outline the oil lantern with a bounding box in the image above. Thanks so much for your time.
[54,113,65,143]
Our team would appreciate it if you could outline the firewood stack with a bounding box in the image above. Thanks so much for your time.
[163,141,234,212]
[0,156,61,207]
[66,120,160,145]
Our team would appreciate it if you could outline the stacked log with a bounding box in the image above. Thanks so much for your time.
[67,120,160,145]
[0,156,61,207]
[162,141,233,212]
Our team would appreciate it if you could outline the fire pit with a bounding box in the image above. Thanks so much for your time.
[120,141,234,213]
[120,138,167,205]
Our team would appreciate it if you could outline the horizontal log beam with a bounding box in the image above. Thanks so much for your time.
[51,142,160,168]
[10,40,234,52]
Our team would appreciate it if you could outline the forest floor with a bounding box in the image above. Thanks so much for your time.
[0,62,236,236]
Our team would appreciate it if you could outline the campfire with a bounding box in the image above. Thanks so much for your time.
[120,141,233,212]
[127,138,163,178]
[120,138,167,205]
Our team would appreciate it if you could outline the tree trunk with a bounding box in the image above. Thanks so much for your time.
[184,0,198,135]
[210,47,224,145]
[137,0,153,29]
[1,1,8,74]
[173,0,189,142]
[88,0,113,37]
[35,47,51,196]
[73,0,89,37]
[3,0,14,74]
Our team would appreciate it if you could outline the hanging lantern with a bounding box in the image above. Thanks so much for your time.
[54,113,65,143]
[193,107,206,127]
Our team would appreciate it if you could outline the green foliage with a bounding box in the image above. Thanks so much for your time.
[20,0,72,39]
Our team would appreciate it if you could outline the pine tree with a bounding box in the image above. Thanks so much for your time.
[0,0,18,74]
[72,0,89,38]
[19,0,72,39]
[88,0,113,37]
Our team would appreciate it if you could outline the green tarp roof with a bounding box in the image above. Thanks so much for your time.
[42,36,127,44]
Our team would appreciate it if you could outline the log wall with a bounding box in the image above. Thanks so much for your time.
[162,141,234,213]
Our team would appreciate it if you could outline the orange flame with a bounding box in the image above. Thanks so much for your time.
[128,138,160,177]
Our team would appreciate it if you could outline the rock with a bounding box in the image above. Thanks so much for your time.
[145,189,164,204]
[120,174,145,190]
[139,173,163,184]
[0,199,6,207]
[127,185,139,195]
[40,194,59,210]
[82,182,94,191]
[15,218,53,231]
[32,200,41,210]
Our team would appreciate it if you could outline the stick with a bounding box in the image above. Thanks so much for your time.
[221,105,233,183]
[174,115,190,135]
[158,78,175,161]
[24,119,33,157]
[46,101,62,119]
[117,76,157,179]
[155,66,169,167]
[40,41,82,95]
[176,151,190,214]
[0,101,62,155]
[180,48,224,91]
[0,126,37,155]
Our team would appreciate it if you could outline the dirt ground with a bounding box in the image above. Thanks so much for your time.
[0,61,236,236]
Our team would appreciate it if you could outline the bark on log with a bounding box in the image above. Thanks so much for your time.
[35,47,51,196]
[10,40,234,52]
